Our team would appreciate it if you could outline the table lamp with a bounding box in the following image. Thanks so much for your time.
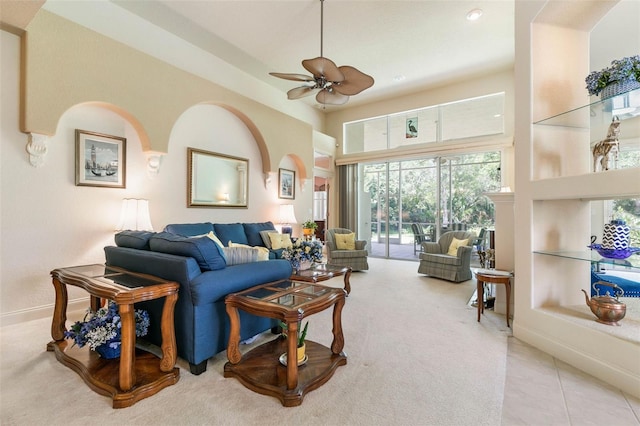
[116,198,154,231]
[279,204,297,235]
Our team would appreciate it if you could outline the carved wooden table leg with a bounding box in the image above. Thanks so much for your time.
[119,303,135,391]
[159,291,178,372]
[50,277,68,342]
[331,291,346,354]
[286,320,299,390]
[226,304,242,364]
[343,268,352,295]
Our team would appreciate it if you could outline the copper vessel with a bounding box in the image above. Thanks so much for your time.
[582,281,626,326]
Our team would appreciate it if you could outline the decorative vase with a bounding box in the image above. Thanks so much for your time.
[602,219,630,250]
[297,260,312,271]
[297,344,306,363]
[95,342,121,359]
[601,80,640,99]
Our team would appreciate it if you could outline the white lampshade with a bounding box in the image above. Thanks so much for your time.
[116,199,153,231]
[279,204,297,225]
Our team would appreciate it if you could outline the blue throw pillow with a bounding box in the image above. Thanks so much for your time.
[213,223,249,246]
[164,222,214,237]
[114,231,154,250]
[149,232,226,271]
[243,222,276,247]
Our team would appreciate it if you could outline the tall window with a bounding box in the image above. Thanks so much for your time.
[344,93,505,155]
[359,152,501,259]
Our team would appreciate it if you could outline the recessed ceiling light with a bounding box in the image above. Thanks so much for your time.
[466,9,483,21]
[393,75,406,82]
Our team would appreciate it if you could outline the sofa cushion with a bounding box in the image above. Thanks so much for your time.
[115,231,154,250]
[335,232,356,250]
[149,232,226,271]
[229,242,270,261]
[447,237,469,256]
[268,232,293,250]
[214,223,249,246]
[243,222,276,247]
[260,230,274,248]
[222,246,258,265]
[164,222,214,236]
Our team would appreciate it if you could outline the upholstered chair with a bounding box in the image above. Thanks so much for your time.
[418,230,475,282]
[325,228,369,271]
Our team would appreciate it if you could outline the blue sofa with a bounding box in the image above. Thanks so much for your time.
[104,224,292,375]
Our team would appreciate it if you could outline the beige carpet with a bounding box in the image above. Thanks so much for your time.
[0,258,510,425]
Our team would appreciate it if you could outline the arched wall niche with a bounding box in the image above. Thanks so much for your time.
[21,10,314,176]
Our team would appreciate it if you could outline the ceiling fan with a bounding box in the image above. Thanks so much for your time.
[269,0,374,106]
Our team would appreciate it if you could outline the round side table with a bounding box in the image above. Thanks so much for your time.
[476,271,513,327]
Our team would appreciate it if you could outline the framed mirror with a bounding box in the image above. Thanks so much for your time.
[187,148,248,208]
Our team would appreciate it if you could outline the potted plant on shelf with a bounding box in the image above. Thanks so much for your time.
[64,301,150,359]
[302,219,318,238]
[281,239,323,271]
[585,55,640,98]
[279,320,309,363]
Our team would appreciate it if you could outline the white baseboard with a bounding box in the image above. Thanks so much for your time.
[0,297,89,327]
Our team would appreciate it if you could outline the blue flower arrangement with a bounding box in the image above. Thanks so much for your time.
[585,55,640,96]
[281,239,323,270]
[64,301,150,351]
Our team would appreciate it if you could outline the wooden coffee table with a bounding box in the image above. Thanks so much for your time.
[290,263,352,295]
[224,279,347,406]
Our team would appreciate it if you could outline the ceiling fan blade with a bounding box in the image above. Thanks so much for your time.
[287,86,319,100]
[302,57,344,82]
[332,66,375,96]
[316,89,349,105]
[269,72,315,82]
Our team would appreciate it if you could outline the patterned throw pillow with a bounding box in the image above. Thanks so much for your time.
[228,241,270,261]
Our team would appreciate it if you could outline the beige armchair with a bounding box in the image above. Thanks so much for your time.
[418,231,475,282]
[325,228,369,271]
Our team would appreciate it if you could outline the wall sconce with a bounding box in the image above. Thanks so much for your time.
[279,204,297,235]
[115,199,153,231]
[146,152,164,178]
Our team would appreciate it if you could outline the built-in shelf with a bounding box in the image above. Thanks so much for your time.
[531,167,640,200]
[534,88,640,128]
[534,250,640,270]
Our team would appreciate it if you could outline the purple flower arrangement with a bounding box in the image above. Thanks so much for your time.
[64,301,150,351]
[282,239,323,270]
[585,55,640,96]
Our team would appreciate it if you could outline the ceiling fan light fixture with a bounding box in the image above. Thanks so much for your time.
[269,0,374,105]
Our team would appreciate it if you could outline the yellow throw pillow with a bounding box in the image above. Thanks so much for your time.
[228,241,270,261]
[335,232,356,250]
[268,233,293,250]
[447,237,469,256]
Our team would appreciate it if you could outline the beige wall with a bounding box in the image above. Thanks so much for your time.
[22,11,314,176]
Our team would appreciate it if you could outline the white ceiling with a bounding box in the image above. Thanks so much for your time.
[112,0,515,109]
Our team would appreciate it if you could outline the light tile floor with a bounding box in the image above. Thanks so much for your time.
[501,337,640,425]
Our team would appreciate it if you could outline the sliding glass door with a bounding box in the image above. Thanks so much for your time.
[361,152,501,259]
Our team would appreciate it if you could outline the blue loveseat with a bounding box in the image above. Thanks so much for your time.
[104,223,292,375]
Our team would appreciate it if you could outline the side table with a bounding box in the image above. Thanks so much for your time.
[290,263,352,295]
[475,269,513,328]
[47,264,180,408]
[224,279,347,406]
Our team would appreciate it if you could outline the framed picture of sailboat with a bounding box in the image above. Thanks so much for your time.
[75,129,126,188]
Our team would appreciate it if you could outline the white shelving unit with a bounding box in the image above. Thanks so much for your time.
[513,1,640,398]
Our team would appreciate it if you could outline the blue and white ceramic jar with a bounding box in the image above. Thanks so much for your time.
[602,219,630,250]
